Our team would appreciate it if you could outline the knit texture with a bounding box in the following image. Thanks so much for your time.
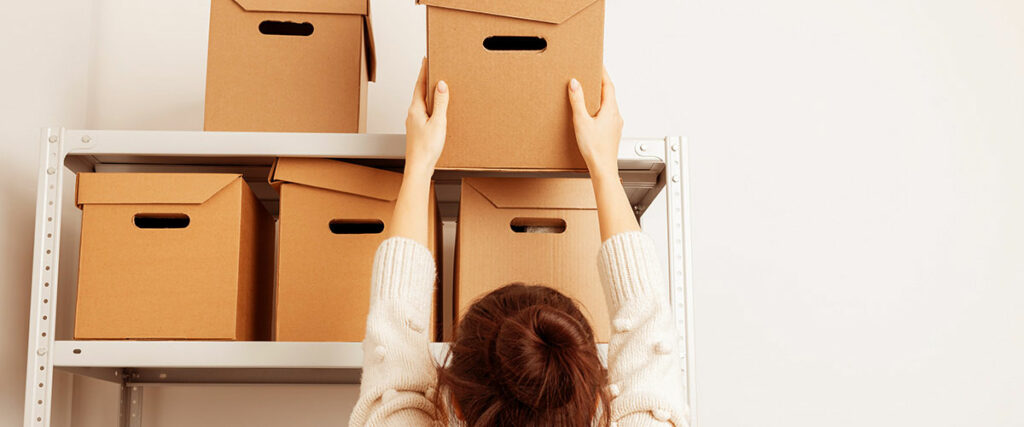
[349,237,438,427]
[598,232,689,426]
[349,232,688,426]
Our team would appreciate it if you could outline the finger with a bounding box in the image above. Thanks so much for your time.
[410,58,428,112]
[430,80,450,121]
[598,67,619,115]
[567,78,591,121]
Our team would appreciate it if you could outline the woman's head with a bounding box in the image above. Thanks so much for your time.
[436,283,610,426]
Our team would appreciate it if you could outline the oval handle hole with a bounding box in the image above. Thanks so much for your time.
[72,348,82,354]
[329,219,385,235]
[259,20,314,37]
[510,218,566,234]
[134,213,190,229]
[483,36,547,51]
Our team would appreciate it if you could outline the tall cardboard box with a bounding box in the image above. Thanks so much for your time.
[419,0,605,170]
[271,158,442,342]
[205,0,376,132]
[456,177,610,341]
[74,173,275,340]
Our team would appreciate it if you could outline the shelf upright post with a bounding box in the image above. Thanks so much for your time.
[118,373,143,427]
[664,136,697,426]
[23,128,68,427]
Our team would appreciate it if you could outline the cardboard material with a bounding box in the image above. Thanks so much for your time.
[271,158,442,342]
[455,177,610,341]
[419,0,605,170]
[74,173,275,340]
[205,0,376,133]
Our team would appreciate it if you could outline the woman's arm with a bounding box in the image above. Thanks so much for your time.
[390,59,449,245]
[349,61,449,427]
[568,71,689,426]
[567,71,641,241]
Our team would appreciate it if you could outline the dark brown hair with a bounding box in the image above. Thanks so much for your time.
[434,283,610,426]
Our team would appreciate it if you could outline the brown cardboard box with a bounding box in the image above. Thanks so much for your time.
[456,177,610,341]
[271,158,442,342]
[74,173,275,340]
[205,0,376,133]
[419,0,604,170]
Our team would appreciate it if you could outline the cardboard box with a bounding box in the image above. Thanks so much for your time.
[419,0,604,170]
[271,158,442,341]
[456,177,610,341]
[74,173,275,340]
[205,0,376,132]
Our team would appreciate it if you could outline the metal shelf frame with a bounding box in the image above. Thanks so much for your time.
[22,128,696,427]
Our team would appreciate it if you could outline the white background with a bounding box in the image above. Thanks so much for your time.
[1,0,1022,426]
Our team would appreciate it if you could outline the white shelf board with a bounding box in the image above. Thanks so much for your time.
[57,129,669,218]
[52,340,426,384]
[59,129,667,171]
[54,341,374,369]
[51,340,608,385]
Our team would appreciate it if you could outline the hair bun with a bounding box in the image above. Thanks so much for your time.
[494,304,592,410]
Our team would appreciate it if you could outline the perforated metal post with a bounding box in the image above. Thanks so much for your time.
[664,136,696,425]
[23,128,66,427]
[119,375,143,427]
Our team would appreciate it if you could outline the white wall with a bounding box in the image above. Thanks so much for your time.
[680,0,1024,425]
[0,2,94,426]
[2,0,1022,426]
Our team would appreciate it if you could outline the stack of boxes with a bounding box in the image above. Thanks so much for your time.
[73,0,609,343]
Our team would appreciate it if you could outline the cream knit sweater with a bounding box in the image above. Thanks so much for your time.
[349,232,688,426]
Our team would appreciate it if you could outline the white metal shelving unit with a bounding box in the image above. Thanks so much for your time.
[23,128,695,427]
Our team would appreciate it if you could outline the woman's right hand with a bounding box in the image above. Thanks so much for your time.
[567,68,624,177]
[389,60,448,246]
[405,59,449,176]
[568,69,640,241]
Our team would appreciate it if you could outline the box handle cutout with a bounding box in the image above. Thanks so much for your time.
[259,20,314,37]
[483,36,547,51]
[134,213,190,229]
[510,218,566,234]
[329,219,385,235]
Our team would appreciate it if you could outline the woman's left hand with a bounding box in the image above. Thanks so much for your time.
[405,59,449,174]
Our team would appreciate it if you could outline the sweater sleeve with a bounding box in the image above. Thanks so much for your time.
[598,232,689,427]
[348,237,438,427]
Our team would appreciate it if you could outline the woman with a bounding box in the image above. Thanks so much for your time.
[349,63,687,426]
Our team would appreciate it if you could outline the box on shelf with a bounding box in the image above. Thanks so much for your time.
[271,158,442,342]
[418,0,604,170]
[455,177,610,341]
[204,0,376,133]
[74,173,275,340]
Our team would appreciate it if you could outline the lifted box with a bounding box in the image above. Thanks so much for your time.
[419,0,605,170]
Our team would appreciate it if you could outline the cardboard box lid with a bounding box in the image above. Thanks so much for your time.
[75,173,242,208]
[465,177,597,210]
[232,0,376,81]
[417,0,600,24]
[269,157,402,202]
